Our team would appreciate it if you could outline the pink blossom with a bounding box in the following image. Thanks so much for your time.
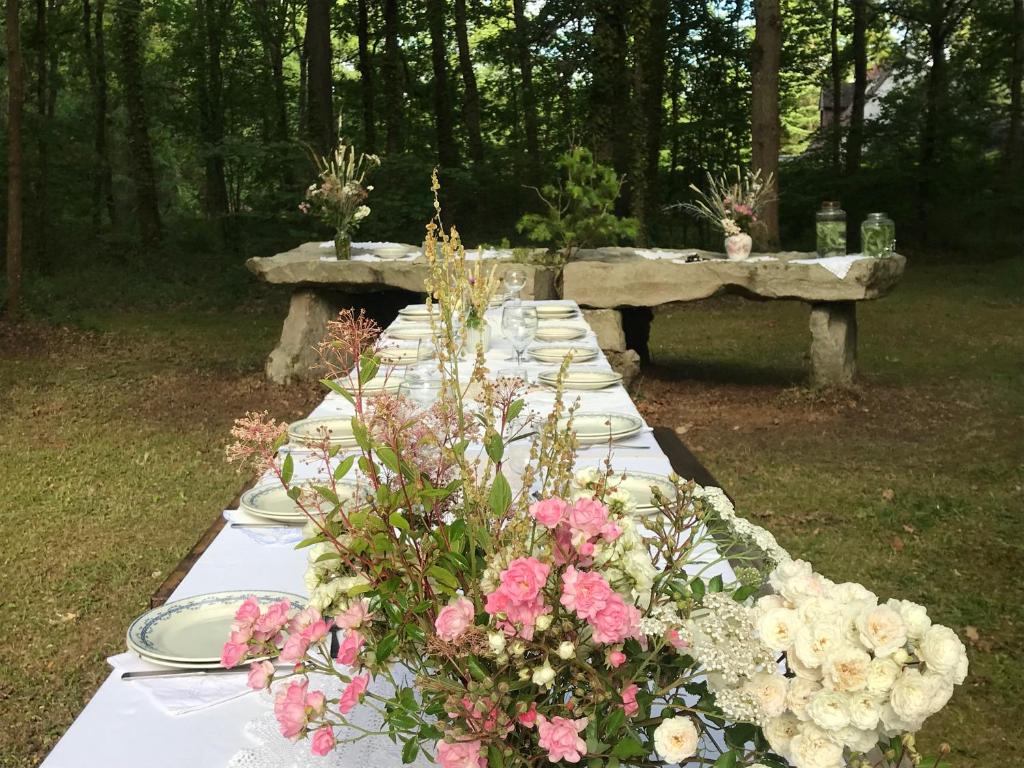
[288,606,320,635]
[600,522,622,541]
[665,628,689,650]
[590,594,641,645]
[518,702,538,728]
[530,498,568,528]
[274,679,311,739]
[310,725,336,756]
[278,633,311,664]
[228,628,253,645]
[537,714,588,763]
[234,596,262,626]
[335,599,373,629]
[622,683,639,716]
[560,566,614,620]
[498,558,550,603]
[247,660,275,690]
[551,525,577,566]
[437,739,486,768]
[220,641,248,669]
[335,630,364,667]
[255,599,292,637]
[305,689,326,717]
[301,618,334,645]
[435,597,476,642]
[338,673,370,714]
[567,498,609,537]
[607,650,627,668]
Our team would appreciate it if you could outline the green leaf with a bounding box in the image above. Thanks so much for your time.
[334,455,355,480]
[724,722,756,749]
[484,432,504,464]
[488,472,512,517]
[311,484,339,505]
[351,417,371,452]
[602,708,626,737]
[281,453,294,485]
[375,633,398,663]
[320,378,354,405]
[709,575,724,593]
[507,399,525,423]
[610,735,646,759]
[427,564,459,592]
[732,584,756,602]
[401,738,419,764]
[467,655,489,681]
[487,745,505,768]
[389,511,410,533]
[712,751,738,768]
[359,353,380,385]
[690,577,706,601]
[376,445,400,473]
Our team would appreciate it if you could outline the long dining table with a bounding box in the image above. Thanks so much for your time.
[41,299,735,768]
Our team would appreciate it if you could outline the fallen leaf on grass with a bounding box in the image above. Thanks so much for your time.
[890,535,905,552]
[881,488,895,502]
[964,625,994,652]
[902,524,916,534]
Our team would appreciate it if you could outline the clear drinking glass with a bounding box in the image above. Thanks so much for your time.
[501,304,538,366]
[398,369,441,411]
[503,268,528,303]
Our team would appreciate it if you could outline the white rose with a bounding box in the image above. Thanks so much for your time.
[764,713,801,757]
[607,487,636,513]
[623,549,658,592]
[743,671,789,718]
[807,690,851,732]
[918,625,967,682]
[889,668,937,723]
[879,702,919,736]
[531,661,556,687]
[797,597,842,629]
[535,614,553,631]
[653,716,699,763]
[780,573,831,605]
[787,677,822,721]
[887,598,931,640]
[794,622,843,668]
[758,607,801,651]
[574,467,600,486]
[830,581,877,604]
[837,725,879,753]
[789,723,845,768]
[769,559,813,593]
[510,640,525,656]
[954,650,969,686]
[757,594,786,612]
[487,632,506,655]
[557,641,575,660]
[848,691,884,730]
[788,651,824,681]
[857,605,908,657]
[821,646,871,692]
[925,671,955,714]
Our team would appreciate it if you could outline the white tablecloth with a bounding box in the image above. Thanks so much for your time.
[41,299,733,768]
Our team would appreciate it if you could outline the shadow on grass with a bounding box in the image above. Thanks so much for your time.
[644,357,808,388]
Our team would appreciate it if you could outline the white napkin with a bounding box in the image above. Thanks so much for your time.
[109,652,254,716]
[635,248,696,261]
[223,509,307,546]
[789,254,868,279]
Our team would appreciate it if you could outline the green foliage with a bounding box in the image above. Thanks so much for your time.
[516,147,639,260]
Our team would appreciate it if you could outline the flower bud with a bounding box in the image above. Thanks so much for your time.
[531,661,556,687]
[535,614,553,632]
[557,641,575,660]
[892,648,911,665]
[488,632,506,655]
[510,641,525,657]
[518,667,531,681]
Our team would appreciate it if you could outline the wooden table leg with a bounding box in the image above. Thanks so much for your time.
[809,300,857,387]
[265,289,337,384]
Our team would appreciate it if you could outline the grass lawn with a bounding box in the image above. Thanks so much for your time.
[0,258,1020,766]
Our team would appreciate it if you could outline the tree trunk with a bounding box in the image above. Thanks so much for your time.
[918,7,948,235]
[829,0,842,169]
[356,0,375,153]
[1009,0,1023,169]
[454,0,483,165]
[83,0,117,228]
[751,0,781,249]
[590,0,632,210]
[630,0,669,245]
[512,0,538,170]
[7,0,25,318]
[382,0,403,154]
[33,0,48,254]
[248,0,290,145]
[197,0,230,218]
[846,0,867,175]
[114,0,162,245]
[427,0,459,167]
[304,0,334,157]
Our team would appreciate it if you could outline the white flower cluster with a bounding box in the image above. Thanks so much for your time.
[753,560,969,768]
[693,485,791,566]
[637,601,682,637]
[570,468,637,517]
[303,542,368,614]
[686,592,777,686]
[591,514,659,606]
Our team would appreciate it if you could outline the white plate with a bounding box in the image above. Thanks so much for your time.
[379,347,431,365]
[385,325,438,341]
[288,417,358,448]
[398,305,438,319]
[558,412,644,444]
[535,325,587,342]
[538,367,623,390]
[360,375,403,396]
[530,346,598,364]
[535,304,578,318]
[126,590,304,664]
[239,482,359,523]
[373,245,414,260]
[583,469,677,513]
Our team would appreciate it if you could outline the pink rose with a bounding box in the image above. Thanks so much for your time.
[607,650,627,668]
[665,628,688,650]
[499,557,550,603]
[301,618,333,645]
[255,599,292,636]
[305,689,326,717]
[247,659,275,690]
[335,630,364,667]
[228,627,253,645]
[310,725,336,756]
[537,714,588,763]
[288,606,321,636]
[551,525,576,565]
[437,739,485,768]
[274,679,310,738]
[335,598,373,630]
[622,683,639,716]
[220,641,248,669]
[435,597,476,642]
[567,498,608,537]
[530,498,568,528]
[234,596,262,626]
[590,593,641,645]
[560,566,613,620]
[518,702,538,728]
[338,673,370,714]
[600,522,622,541]
[278,632,311,664]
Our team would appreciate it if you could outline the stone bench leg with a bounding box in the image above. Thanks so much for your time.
[809,301,857,387]
[266,289,337,385]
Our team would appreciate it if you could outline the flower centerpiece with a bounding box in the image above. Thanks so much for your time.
[299,139,381,260]
[681,168,775,261]
[222,173,967,768]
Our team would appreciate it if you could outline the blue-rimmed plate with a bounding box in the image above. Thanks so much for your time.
[240,481,361,523]
[126,590,304,664]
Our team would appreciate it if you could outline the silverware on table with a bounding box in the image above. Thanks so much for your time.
[230,522,305,529]
[121,664,289,681]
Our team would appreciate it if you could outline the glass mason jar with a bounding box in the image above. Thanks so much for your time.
[861,213,896,258]
[334,231,351,260]
[815,201,847,257]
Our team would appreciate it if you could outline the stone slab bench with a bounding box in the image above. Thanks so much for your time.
[563,248,906,387]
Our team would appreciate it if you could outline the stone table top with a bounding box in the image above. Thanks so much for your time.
[563,248,906,307]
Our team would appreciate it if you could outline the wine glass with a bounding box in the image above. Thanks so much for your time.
[503,268,527,303]
[501,304,538,366]
[398,368,441,412]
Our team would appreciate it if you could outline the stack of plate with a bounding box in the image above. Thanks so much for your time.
[240,481,361,524]
[558,412,644,445]
[577,468,678,514]
[385,324,439,341]
[538,367,623,391]
[398,305,438,321]
[379,346,432,366]
[126,590,303,669]
[288,417,359,449]
[531,345,598,364]
[534,304,578,319]
[360,375,403,397]
[535,325,587,342]
[372,245,415,260]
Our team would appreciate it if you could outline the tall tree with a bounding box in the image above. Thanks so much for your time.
[512,0,539,170]
[304,0,334,156]
[590,0,632,210]
[382,0,403,154]
[846,0,868,174]
[751,0,782,249]
[427,0,459,167]
[1010,0,1023,169]
[355,0,376,153]
[196,0,232,218]
[7,0,26,317]
[83,0,117,228]
[33,0,50,253]
[453,0,483,165]
[114,0,162,245]
[829,0,842,169]
[248,0,292,148]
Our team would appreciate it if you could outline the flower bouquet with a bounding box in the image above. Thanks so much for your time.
[681,168,775,261]
[223,176,966,768]
[300,140,381,260]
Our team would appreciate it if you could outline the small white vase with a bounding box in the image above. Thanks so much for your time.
[724,232,753,261]
[463,322,492,357]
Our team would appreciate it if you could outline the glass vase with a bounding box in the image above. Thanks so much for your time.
[334,232,352,261]
[860,213,895,258]
[815,201,847,258]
